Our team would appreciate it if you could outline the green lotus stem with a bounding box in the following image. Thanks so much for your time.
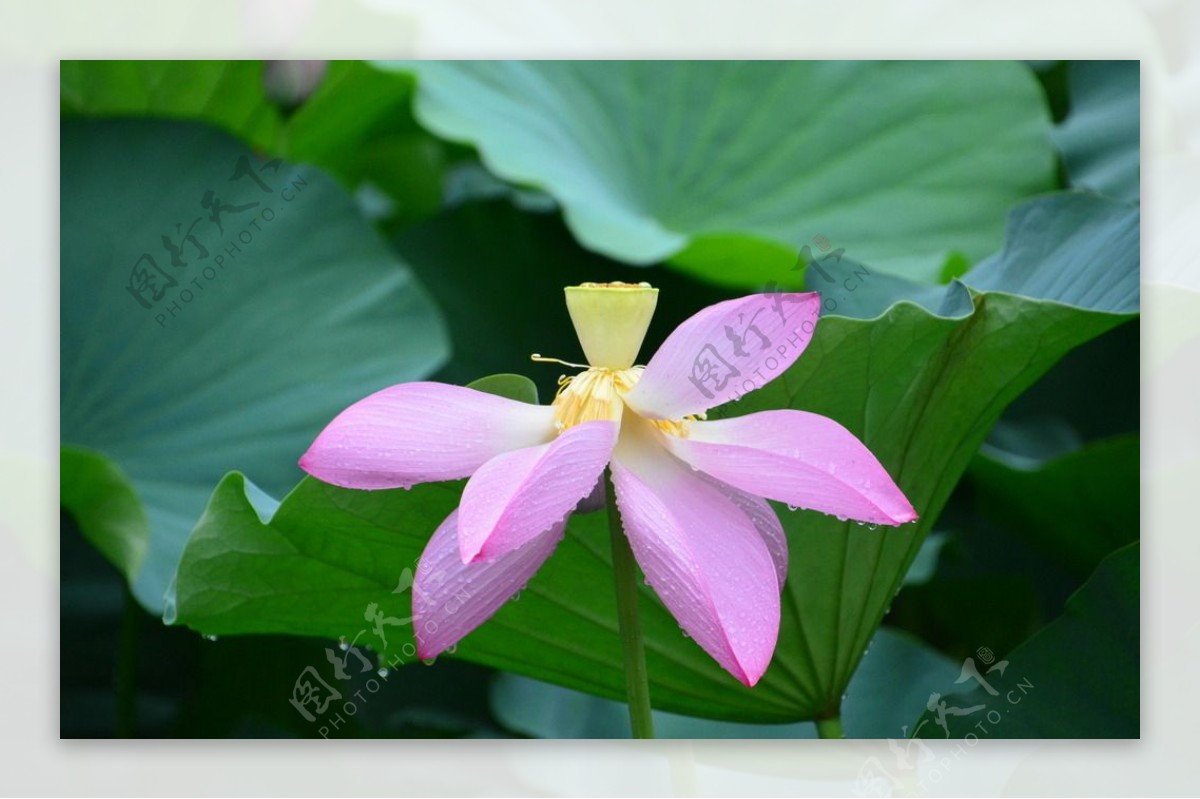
[816,715,845,739]
[605,466,655,739]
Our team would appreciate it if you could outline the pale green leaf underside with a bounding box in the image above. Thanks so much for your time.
[60,119,449,611]
[1052,60,1140,202]
[382,60,1056,285]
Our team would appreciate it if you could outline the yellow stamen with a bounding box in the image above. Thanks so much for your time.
[550,365,699,437]
[551,367,640,431]
[652,418,689,437]
[650,411,706,438]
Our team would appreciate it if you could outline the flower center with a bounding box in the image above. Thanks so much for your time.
[551,367,641,431]
[551,366,699,437]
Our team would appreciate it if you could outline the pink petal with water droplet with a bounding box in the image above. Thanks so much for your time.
[624,292,820,420]
[701,474,788,588]
[299,382,554,489]
[610,420,780,686]
[458,420,617,563]
[413,508,565,660]
[664,410,917,526]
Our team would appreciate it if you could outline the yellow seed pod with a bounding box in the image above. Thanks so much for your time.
[564,282,658,370]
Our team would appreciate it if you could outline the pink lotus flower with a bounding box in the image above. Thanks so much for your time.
[300,284,916,687]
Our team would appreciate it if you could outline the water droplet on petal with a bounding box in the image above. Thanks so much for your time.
[422,656,437,666]
[203,634,219,642]
[446,643,457,654]
[338,641,350,651]
[786,504,798,512]
[377,667,390,678]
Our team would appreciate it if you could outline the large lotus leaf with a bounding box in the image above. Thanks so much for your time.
[1052,60,1139,202]
[912,542,1138,738]
[60,118,448,611]
[170,190,1136,724]
[802,192,1138,320]
[380,60,1055,284]
[60,60,283,151]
